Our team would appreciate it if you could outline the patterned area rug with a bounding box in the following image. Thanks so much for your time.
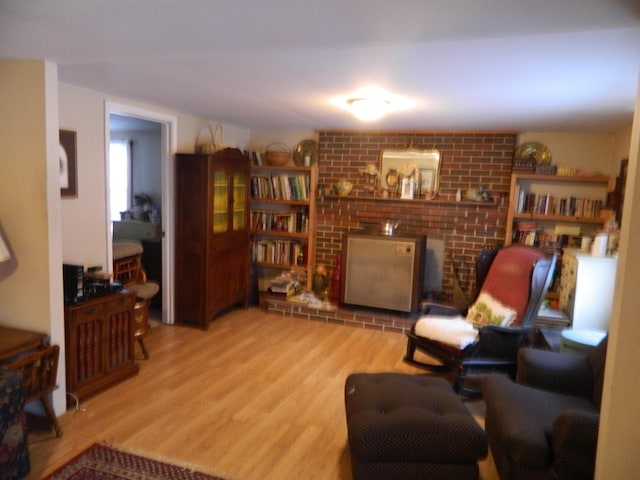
[44,443,228,480]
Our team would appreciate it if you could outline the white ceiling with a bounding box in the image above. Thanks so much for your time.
[1,0,639,132]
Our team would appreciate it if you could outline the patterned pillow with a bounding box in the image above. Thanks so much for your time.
[466,292,517,327]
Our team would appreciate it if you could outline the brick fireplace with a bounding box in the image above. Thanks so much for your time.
[314,130,518,302]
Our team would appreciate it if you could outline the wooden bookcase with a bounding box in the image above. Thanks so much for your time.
[250,164,317,292]
[505,173,613,247]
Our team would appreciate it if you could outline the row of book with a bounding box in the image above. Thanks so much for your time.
[251,174,310,201]
[512,221,585,248]
[512,228,542,246]
[514,188,603,218]
[252,239,306,266]
[250,209,309,234]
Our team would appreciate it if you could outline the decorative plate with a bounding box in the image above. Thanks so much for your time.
[293,139,319,166]
[385,169,399,187]
[514,142,552,166]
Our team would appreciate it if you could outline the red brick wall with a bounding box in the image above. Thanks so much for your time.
[315,130,517,300]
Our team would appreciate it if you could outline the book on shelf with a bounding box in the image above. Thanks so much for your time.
[252,239,306,266]
[513,221,540,246]
[269,280,300,295]
[515,188,602,218]
[251,174,310,201]
[250,209,309,233]
[268,271,303,296]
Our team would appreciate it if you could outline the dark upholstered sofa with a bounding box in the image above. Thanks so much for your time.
[482,337,607,480]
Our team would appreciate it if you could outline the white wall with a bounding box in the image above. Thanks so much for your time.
[59,83,252,269]
[59,83,112,267]
[0,60,66,413]
[611,125,633,173]
[248,130,319,154]
[518,132,618,176]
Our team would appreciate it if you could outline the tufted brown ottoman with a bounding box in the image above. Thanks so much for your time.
[344,373,487,480]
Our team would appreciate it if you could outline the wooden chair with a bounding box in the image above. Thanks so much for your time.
[404,244,557,396]
[3,344,63,437]
[113,242,159,359]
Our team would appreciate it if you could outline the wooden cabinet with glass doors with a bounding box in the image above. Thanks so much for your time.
[175,148,250,329]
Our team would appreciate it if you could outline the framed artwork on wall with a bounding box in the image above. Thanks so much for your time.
[59,129,77,197]
[400,177,415,199]
[420,168,435,194]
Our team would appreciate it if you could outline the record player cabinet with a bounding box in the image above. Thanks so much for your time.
[64,290,138,404]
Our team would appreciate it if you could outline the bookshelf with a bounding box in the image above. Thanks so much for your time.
[250,164,317,292]
[505,173,613,247]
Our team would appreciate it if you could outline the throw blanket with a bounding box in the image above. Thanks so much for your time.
[414,315,478,349]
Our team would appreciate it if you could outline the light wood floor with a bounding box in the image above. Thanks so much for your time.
[27,307,498,480]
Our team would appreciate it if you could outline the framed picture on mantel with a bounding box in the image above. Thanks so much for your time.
[59,129,77,197]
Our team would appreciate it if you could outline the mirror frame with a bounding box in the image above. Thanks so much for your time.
[380,148,442,199]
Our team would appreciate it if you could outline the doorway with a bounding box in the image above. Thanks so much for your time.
[105,102,177,324]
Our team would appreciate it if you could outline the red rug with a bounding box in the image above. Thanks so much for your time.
[44,443,228,480]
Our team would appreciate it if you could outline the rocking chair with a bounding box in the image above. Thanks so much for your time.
[404,244,556,396]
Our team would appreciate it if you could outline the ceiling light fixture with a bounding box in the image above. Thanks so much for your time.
[334,86,414,122]
[346,97,391,121]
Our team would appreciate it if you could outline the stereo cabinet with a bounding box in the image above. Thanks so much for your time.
[64,291,139,405]
[175,148,250,329]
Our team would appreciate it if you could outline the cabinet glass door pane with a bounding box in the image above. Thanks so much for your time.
[213,169,228,233]
[232,171,246,231]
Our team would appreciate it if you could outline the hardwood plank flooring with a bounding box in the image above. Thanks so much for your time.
[27,307,498,480]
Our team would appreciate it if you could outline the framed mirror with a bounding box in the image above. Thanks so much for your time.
[380,148,441,199]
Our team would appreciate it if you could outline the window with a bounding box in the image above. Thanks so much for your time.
[109,140,131,221]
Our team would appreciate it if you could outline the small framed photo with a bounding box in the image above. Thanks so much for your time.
[420,168,435,193]
[400,177,415,199]
[59,129,77,198]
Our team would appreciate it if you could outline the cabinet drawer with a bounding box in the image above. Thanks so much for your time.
[105,292,135,315]
[70,303,106,323]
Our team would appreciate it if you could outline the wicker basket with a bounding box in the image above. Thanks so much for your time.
[195,124,224,154]
[265,143,291,166]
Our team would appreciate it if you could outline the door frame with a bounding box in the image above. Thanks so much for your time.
[104,101,177,324]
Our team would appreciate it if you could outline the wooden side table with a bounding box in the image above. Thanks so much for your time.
[0,325,63,436]
[0,325,47,362]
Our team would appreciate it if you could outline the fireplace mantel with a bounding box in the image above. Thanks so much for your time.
[321,194,498,208]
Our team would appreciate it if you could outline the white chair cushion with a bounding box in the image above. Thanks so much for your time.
[128,282,160,300]
[414,315,479,349]
[113,241,143,259]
